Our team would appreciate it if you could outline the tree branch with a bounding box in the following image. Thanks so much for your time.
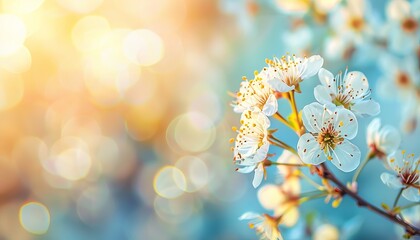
[319,163,420,236]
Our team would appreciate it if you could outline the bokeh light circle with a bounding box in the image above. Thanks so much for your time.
[2,0,45,14]
[56,0,104,13]
[169,112,216,153]
[153,166,186,199]
[19,202,50,235]
[175,155,209,192]
[72,16,111,52]
[0,71,24,111]
[0,14,26,56]
[123,29,164,66]
[0,46,32,73]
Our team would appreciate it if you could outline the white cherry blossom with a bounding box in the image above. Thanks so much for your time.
[297,102,361,172]
[233,108,270,188]
[315,68,380,117]
[381,150,420,202]
[265,54,324,93]
[232,70,278,116]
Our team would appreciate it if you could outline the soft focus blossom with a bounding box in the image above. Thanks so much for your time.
[239,212,283,240]
[315,68,380,116]
[232,70,278,116]
[297,102,361,172]
[329,0,372,45]
[233,108,270,187]
[258,182,300,227]
[378,54,420,100]
[380,150,420,202]
[386,0,420,55]
[265,54,324,93]
[366,118,400,159]
[275,0,341,15]
[277,150,302,180]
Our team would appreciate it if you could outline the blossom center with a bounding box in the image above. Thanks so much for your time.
[401,17,418,33]
[395,71,411,88]
[333,94,352,109]
[348,17,364,32]
[316,124,343,153]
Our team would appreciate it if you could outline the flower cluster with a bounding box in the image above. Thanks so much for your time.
[230,53,420,239]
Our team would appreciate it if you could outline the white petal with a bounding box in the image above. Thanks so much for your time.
[267,78,295,92]
[252,142,270,163]
[380,172,404,189]
[366,118,381,146]
[314,85,333,105]
[262,94,278,116]
[236,164,256,173]
[377,126,401,154]
[330,140,361,172]
[297,133,326,165]
[334,108,358,140]
[300,55,324,79]
[318,68,337,95]
[351,100,380,116]
[343,71,369,99]
[387,150,405,170]
[402,187,420,202]
[387,0,410,21]
[239,212,261,220]
[302,102,324,133]
[252,164,264,188]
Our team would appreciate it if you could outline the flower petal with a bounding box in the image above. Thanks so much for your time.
[302,102,324,133]
[343,71,369,99]
[402,187,420,202]
[297,133,326,165]
[252,142,270,163]
[330,140,361,172]
[377,126,401,154]
[262,94,278,116]
[252,163,264,188]
[239,212,261,220]
[380,172,404,189]
[318,68,337,95]
[300,55,324,79]
[366,118,381,146]
[387,150,405,170]
[351,100,380,116]
[334,108,358,140]
[314,85,333,105]
[267,78,295,92]
[236,164,256,173]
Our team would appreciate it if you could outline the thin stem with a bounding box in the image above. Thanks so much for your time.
[289,90,303,136]
[300,172,324,191]
[266,161,306,167]
[320,163,420,236]
[393,188,404,209]
[299,191,328,204]
[273,112,295,131]
[400,202,420,211]
[352,152,375,183]
[269,135,298,155]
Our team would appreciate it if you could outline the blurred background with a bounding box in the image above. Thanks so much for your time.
[0,0,418,239]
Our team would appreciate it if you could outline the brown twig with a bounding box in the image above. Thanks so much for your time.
[319,163,420,236]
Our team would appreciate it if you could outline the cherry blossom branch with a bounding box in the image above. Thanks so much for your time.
[319,163,420,236]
